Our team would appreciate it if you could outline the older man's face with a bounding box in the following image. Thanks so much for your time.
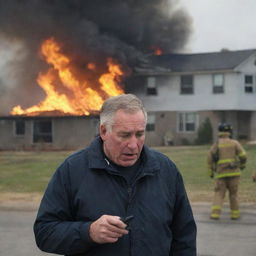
[100,109,146,167]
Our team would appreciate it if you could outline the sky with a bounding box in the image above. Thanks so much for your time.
[180,0,256,53]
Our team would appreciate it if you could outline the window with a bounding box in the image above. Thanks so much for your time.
[146,113,155,131]
[146,77,157,95]
[33,120,52,143]
[178,112,197,132]
[15,120,25,135]
[244,75,253,93]
[213,74,224,93]
[180,75,193,94]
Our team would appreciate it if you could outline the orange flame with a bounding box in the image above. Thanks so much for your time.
[154,48,163,56]
[151,46,163,56]
[11,37,124,116]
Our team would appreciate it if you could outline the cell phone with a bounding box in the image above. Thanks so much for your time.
[120,215,134,229]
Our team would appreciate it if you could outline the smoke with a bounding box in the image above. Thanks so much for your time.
[0,0,192,114]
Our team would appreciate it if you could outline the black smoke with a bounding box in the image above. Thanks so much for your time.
[0,0,192,114]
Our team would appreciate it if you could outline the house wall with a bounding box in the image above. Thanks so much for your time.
[144,110,251,146]
[144,110,216,146]
[250,112,256,141]
[236,55,256,109]
[52,117,99,149]
[0,119,33,150]
[0,116,99,150]
[145,111,177,146]
[128,71,256,113]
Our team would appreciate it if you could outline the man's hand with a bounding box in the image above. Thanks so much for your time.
[89,215,128,244]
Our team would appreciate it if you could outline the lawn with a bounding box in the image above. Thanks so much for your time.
[0,144,255,203]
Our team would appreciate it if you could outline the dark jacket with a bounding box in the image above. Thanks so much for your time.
[34,137,197,256]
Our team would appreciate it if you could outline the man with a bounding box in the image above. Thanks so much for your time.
[207,123,247,220]
[34,94,197,255]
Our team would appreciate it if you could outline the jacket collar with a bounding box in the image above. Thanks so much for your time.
[87,136,160,175]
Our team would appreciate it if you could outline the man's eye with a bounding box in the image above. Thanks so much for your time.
[120,133,130,138]
[136,132,144,138]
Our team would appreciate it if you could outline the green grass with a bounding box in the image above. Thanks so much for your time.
[159,144,256,203]
[0,151,71,193]
[0,144,255,202]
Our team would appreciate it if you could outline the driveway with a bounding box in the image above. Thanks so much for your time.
[0,202,256,256]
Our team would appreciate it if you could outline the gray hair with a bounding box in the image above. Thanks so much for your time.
[100,94,147,131]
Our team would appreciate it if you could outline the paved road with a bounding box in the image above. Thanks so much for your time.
[193,203,256,256]
[0,203,255,256]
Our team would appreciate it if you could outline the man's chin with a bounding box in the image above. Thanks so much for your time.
[119,159,137,167]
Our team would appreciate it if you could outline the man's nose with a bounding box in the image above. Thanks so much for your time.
[127,136,138,149]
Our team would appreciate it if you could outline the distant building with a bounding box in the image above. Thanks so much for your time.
[126,49,256,146]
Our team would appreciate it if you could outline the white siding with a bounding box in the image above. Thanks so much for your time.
[139,58,256,112]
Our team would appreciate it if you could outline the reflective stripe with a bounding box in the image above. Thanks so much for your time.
[211,205,221,210]
[231,210,240,218]
[218,132,230,136]
[210,213,220,219]
[239,151,246,157]
[215,172,240,178]
[218,143,233,148]
[217,158,236,164]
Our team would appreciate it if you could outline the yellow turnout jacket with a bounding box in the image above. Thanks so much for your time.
[208,135,247,179]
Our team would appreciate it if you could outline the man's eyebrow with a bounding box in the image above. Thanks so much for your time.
[117,131,131,135]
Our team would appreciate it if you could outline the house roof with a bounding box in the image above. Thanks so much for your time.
[136,49,256,73]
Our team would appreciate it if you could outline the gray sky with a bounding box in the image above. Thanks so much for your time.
[180,0,256,53]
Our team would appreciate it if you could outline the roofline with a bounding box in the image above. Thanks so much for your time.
[158,48,256,57]
[234,51,256,70]
[0,115,99,120]
[133,69,239,76]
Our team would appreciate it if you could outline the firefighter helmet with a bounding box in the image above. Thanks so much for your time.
[218,123,232,133]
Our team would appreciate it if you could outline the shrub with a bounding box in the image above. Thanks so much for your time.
[196,117,213,145]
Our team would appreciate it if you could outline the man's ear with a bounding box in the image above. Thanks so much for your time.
[100,124,107,140]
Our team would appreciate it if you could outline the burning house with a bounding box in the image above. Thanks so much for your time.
[0,0,191,150]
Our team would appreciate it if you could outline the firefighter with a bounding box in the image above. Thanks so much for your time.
[207,123,247,220]
[252,171,256,182]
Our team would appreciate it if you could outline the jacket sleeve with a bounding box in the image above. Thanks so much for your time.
[33,161,96,255]
[170,172,197,256]
[207,143,218,172]
[235,141,247,168]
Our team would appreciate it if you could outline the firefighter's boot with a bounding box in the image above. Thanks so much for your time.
[231,209,240,220]
[210,205,221,220]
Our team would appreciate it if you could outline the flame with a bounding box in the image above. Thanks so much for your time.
[151,46,163,56]
[100,59,124,95]
[11,37,124,116]
[154,48,163,56]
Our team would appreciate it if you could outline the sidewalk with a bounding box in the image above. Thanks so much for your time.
[0,202,256,256]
